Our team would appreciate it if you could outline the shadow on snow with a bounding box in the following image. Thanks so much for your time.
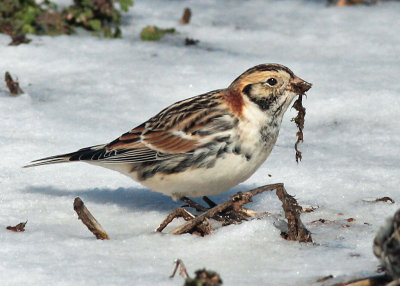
[22,183,267,212]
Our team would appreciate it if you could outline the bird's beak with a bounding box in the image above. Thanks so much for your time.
[291,76,312,95]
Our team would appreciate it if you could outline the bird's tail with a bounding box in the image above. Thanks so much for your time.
[23,144,106,168]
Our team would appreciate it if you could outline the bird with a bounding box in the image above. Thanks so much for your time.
[373,208,400,280]
[24,64,312,202]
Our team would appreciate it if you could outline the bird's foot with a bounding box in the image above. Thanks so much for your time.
[180,195,262,224]
[180,196,208,212]
[202,196,217,208]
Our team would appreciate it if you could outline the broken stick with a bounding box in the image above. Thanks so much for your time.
[158,183,312,242]
[180,8,192,24]
[170,259,190,279]
[169,191,253,235]
[157,208,195,233]
[5,72,24,96]
[6,221,27,232]
[73,197,109,240]
[276,186,312,242]
[329,275,391,286]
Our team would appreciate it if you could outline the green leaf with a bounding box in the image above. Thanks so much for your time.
[140,25,175,41]
[89,19,101,31]
[103,25,112,38]
[83,8,94,19]
[81,0,93,8]
[0,0,129,39]
[113,26,121,38]
[15,6,37,25]
[21,23,35,34]
[118,0,134,12]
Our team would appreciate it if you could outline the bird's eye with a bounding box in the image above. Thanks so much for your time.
[266,78,277,86]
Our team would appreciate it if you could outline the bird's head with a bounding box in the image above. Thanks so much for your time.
[228,64,312,115]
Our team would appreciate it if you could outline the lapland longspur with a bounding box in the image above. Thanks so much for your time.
[25,64,312,200]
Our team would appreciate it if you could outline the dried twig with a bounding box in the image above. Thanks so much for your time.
[73,197,109,240]
[170,191,253,235]
[6,221,27,232]
[310,217,356,229]
[5,72,24,96]
[185,38,199,46]
[376,197,395,204]
[159,183,312,242]
[302,205,319,213]
[170,259,223,286]
[157,208,195,232]
[316,275,333,283]
[170,259,189,279]
[334,0,377,6]
[362,197,395,204]
[9,34,31,46]
[330,275,391,286]
[180,8,192,24]
[276,186,312,242]
[291,94,306,163]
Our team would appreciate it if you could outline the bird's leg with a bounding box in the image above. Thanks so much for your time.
[181,195,253,222]
[180,195,258,224]
[180,196,208,212]
[202,196,217,208]
[203,195,249,222]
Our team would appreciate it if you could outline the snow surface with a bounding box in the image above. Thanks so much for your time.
[1,0,400,285]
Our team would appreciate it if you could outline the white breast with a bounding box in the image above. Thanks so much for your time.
[137,150,268,199]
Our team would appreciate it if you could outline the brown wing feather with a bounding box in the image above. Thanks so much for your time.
[144,134,198,153]
[100,89,235,163]
[106,125,199,156]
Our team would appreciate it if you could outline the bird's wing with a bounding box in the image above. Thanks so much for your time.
[24,90,236,167]
[102,90,235,163]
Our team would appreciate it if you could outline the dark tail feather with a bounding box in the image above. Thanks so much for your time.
[23,144,106,168]
[23,153,75,168]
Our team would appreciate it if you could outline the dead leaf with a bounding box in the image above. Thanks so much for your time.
[6,221,27,232]
[316,275,333,282]
[180,8,192,24]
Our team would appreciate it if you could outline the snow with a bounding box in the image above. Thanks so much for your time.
[1,0,400,285]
